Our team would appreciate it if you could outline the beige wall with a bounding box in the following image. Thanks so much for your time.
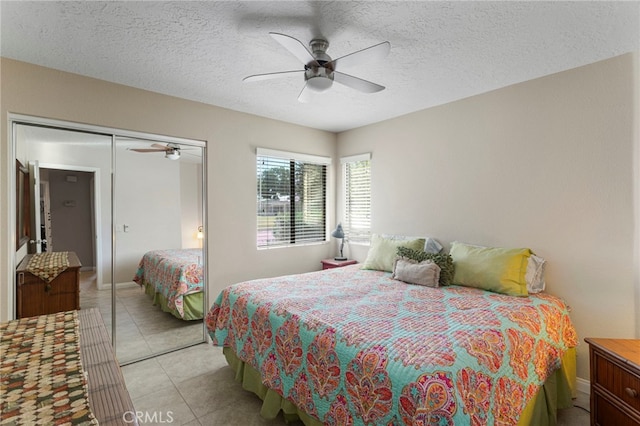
[0,58,336,320]
[3,53,639,383]
[337,52,640,382]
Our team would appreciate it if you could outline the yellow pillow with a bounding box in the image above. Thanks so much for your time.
[449,242,531,297]
[361,234,426,272]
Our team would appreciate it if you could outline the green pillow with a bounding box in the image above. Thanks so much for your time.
[397,246,455,286]
[449,242,531,297]
[361,234,426,272]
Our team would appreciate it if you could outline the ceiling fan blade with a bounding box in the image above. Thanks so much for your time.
[269,32,320,67]
[129,148,167,153]
[297,83,313,103]
[328,41,391,70]
[151,143,170,150]
[243,70,304,82]
[333,71,385,93]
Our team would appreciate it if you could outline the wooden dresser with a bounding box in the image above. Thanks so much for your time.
[16,251,82,318]
[585,338,640,425]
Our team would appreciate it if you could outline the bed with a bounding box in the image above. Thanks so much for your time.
[133,248,204,320]
[1,309,137,425]
[206,264,577,425]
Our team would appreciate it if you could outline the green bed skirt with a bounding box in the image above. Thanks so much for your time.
[222,346,577,426]
[142,281,204,320]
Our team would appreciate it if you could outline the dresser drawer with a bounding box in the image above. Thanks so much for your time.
[592,349,640,412]
[593,392,640,426]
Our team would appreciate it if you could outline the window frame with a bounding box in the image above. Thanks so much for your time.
[341,153,371,245]
[256,148,331,249]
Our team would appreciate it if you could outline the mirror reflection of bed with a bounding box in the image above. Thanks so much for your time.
[14,122,206,365]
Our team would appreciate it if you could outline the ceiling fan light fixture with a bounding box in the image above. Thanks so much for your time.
[165,149,180,160]
[306,76,333,92]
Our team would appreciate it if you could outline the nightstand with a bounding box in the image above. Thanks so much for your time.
[585,338,640,425]
[321,258,357,270]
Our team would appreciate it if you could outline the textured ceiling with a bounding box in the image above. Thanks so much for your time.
[1,1,639,133]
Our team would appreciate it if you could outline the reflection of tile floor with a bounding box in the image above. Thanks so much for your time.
[81,272,591,425]
[79,271,204,364]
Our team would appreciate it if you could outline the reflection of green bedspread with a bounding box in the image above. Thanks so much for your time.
[207,265,578,425]
[143,281,204,321]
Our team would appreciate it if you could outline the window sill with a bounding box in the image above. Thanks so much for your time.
[257,241,329,250]
[347,241,370,247]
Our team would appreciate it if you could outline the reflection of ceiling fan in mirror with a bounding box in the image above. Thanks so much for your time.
[129,143,189,160]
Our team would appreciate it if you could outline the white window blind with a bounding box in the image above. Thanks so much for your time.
[342,153,371,243]
[257,148,329,248]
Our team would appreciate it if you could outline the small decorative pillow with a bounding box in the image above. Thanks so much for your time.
[361,234,426,272]
[396,246,455,286]
[449,242,531,297]
[525,254,546,293]
[392,257,441,287]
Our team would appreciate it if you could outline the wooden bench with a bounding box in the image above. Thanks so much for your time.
[79,308,138,426]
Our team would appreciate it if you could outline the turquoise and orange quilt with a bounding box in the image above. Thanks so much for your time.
[206,264,577,425]
[133,248,203,319]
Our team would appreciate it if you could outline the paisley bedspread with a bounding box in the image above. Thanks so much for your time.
[207,264,578,425]
[133,249,203,319]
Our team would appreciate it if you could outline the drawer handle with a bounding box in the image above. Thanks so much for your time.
[625,387,638,398]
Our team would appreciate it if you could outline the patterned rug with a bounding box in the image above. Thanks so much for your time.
[0,311,98,425]
[25,252,70,283]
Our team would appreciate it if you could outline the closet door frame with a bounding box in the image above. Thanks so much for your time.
[8,113,208,361]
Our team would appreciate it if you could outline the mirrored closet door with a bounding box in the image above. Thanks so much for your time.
[113,136,206,363]
[12,119,207,365]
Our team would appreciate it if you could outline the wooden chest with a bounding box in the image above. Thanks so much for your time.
[586,338,640,425]
[16,252,82,318]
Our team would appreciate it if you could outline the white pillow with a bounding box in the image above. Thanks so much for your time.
[525,254,546,293]
[380,234,443,254]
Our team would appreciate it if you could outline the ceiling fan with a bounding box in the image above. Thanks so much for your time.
[129,143,182,160]
[244,32,391,102]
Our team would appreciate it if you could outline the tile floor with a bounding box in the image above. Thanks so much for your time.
[79,271,204,364]
[80,271,591,425]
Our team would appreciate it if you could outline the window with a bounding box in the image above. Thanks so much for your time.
[341,153,371,243]
[257,148,330,248]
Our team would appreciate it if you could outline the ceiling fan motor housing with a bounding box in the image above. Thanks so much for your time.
[306,38,333,92]
[165,147,180,160]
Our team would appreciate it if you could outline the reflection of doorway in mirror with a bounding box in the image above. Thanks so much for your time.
[40,180,52,252]
[40,168,95,271]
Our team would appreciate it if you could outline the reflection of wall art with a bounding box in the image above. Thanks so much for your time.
[16,160,30,250]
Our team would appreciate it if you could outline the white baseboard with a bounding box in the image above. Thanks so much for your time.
[576,376,590,395]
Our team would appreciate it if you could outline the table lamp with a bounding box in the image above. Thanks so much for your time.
[331,223,347,261]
